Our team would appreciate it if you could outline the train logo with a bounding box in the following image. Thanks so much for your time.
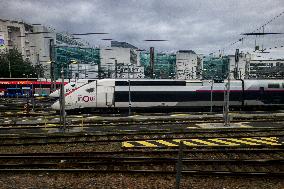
[78,95,96,102]
[66,88,72,93]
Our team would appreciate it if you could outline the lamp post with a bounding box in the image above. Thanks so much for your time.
[70,60,78,80]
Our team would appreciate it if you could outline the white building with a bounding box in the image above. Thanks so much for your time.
[0,19,31,57]
[69,63,98,79]
[228,52,250,79]
[0,19,56,78]
[227,51,284,79]
[29,25,56,78]
[100,47,134,66]
[249,58,284,79]
[116,64,144,79]
[99,41,144,79]
[176,50,199,79]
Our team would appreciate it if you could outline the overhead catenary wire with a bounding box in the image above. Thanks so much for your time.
[212,10,284,55]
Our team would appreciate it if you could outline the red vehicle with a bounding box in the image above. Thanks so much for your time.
[0,78,65,97]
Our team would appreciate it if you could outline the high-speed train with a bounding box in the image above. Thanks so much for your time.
[51,79,284,112]
[49,79,95,98]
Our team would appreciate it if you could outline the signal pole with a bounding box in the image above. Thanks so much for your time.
[223,73,230,126]
[210,77,214,112]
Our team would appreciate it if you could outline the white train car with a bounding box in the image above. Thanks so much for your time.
[51,79,284,112]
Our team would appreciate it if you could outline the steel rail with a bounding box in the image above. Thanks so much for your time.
[0,169,283,177]
[0,148,283,156]
[1,126,284,138]
[0,133,284,146]
[0,131,283,140]
[0,156,282,163]
[0,119,284,129]
[0,131,284,139]
[0,116,283,127]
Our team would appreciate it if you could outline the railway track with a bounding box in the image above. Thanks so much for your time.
[0,127,284,146]
[0,149,283,177]
[0,148,283,159]
[0,116,284,127]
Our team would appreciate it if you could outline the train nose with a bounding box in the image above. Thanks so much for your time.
[51,101,60,110]
[49,91,60,98]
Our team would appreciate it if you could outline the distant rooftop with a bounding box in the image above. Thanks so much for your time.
[111,41,137,49]
[177,50,196,54]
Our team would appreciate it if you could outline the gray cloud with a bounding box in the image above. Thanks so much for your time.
[1,0,284,55]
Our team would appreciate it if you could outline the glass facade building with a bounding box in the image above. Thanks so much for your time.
[202,56,229,80]
[140,52,176,79]
[53,33,100,79]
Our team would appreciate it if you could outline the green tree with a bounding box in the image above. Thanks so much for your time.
[0,49,44,78]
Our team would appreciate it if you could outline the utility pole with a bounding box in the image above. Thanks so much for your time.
[175,141,184,189]
[23,73,32,114]
[49,39,56,92]
[70,64,73,79]
[150,47,154,79]
[127,64,130,79]
[128,79,131,116]
[60,66,66,132]
[77,62,80,79]
[8,57,11,78]
[128,63,132,116]
[26,75,29,114]
[98,59,101,79]
[235,49,239,79]
[84,65,87,78]
[115,59,117,79]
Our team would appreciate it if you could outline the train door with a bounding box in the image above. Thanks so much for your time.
[105,86,114,107]
[259,87,264,101]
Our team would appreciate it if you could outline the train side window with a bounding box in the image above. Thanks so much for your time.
[86,88,94,93]
[268,83,280,88]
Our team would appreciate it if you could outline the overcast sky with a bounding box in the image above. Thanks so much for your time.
[1,0,284,55]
